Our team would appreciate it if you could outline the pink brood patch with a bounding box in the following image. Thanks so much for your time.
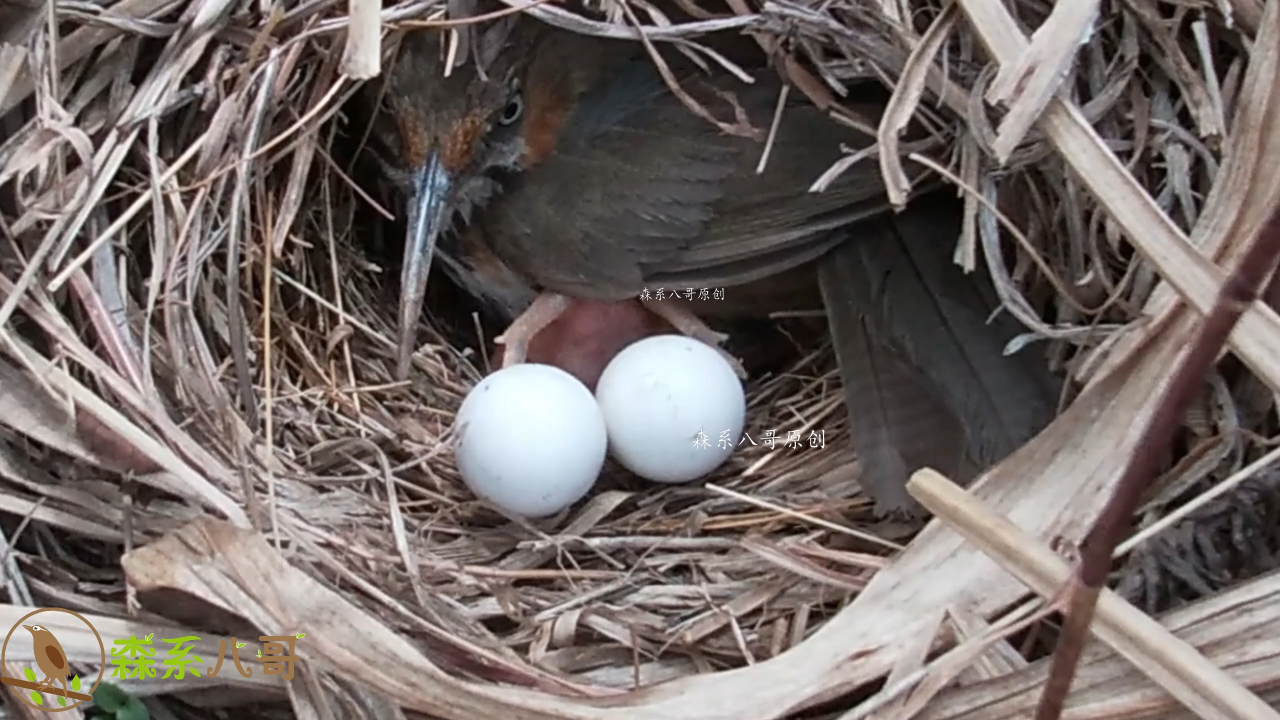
[491,299,673,391]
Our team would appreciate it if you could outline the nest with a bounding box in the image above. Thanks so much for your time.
[1,0,1279,716]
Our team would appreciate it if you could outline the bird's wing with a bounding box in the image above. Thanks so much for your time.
[819,292,970,516]
[819,193,1060,515]
[639,85,934,288]
[482,51,923,298]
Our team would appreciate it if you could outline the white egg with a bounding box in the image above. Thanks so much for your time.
[453,364,607,517]
[595,335,746,483]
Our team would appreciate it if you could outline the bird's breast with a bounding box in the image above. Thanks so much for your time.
[441,225,539,321]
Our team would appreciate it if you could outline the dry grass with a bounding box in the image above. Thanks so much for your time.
[0,0,1279,716]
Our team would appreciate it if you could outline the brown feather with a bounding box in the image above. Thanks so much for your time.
[818,194,1058,514]
[482,39,931,298]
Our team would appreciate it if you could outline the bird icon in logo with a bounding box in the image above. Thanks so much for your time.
[22,624,71,700]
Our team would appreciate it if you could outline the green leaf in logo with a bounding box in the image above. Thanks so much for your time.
[57,694,66,706]
[28,690,42,705]
[22,667,36,682]
[71,674,81,691]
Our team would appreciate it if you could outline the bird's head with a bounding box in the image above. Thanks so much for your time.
[22,624,48,638]
[384,18,542,379]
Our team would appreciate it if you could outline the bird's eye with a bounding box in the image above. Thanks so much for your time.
[498,92,523,126]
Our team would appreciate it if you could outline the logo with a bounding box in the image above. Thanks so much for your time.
[1,607,306,712]
[0,607,105,712]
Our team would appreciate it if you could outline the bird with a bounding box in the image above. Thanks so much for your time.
[22,623,71,700]
[375,10,1061,516]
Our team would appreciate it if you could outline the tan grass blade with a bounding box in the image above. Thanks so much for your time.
[918,570,1280,719]
[956,0,1280,394]
[907,468,1279,720]
[342,0,382,79]
[985,0,1102,163]
[0,0,45,47]
[0,338,248,526]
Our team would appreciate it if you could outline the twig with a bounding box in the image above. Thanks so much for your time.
[1116,443,1280,557]
[618,0,760,140]
[907,468,1280,720]
[704,483,903,552]
[341,0,381,78]
[1035,205,1280,720]
[225,48,279,433]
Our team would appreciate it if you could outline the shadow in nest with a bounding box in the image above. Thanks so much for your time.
[1118,468,1280,615]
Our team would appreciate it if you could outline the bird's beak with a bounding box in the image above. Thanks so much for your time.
[396,149,453,380]
[21,625,32,632]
